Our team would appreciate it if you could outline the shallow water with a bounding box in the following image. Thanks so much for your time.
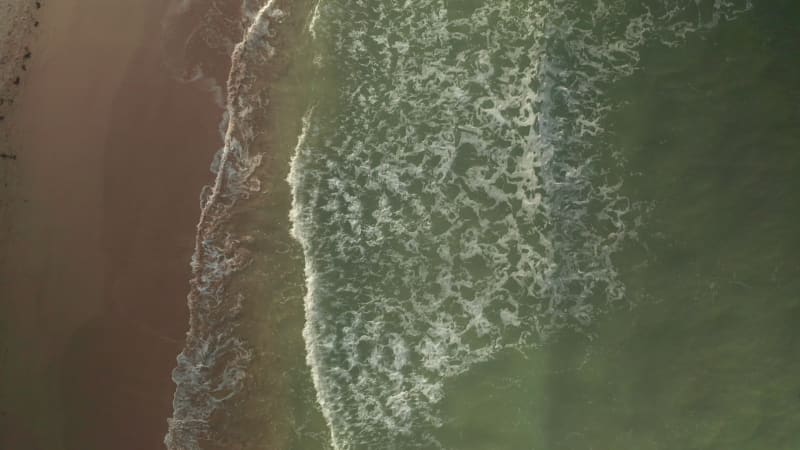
[168,0,800,448]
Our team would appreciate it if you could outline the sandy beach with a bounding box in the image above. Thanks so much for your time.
[0,0,225,448]
[0,0,38,273]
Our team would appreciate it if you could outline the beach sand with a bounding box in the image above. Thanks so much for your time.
[0,0,38,273]
[0,0,43,447]
[0,0,225,449]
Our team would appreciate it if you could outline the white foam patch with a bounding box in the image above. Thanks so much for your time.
[287,0,752,449]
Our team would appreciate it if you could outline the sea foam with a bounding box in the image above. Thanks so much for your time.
[288,1,752,449]
[164,1,287,449]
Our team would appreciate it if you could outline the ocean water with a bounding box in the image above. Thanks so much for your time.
[165,1,799,449]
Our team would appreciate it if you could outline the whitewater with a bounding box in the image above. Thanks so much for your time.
[162,0,755,449]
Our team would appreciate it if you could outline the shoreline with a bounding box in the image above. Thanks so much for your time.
[165,0,331,448]
[0,0,226,448]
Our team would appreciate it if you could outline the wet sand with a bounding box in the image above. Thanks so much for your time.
[0,0,224,448]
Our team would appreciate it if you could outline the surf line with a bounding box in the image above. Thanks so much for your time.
[165,1,286,449]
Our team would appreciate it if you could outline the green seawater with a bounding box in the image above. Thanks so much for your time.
[281,1,800,448]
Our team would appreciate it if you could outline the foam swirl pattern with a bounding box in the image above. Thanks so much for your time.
[165,1,287,449]
[289,0,752,448]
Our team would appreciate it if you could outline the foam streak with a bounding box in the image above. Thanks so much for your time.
[165,1,285,449]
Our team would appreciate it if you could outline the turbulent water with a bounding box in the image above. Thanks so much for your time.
[164,1,292,448]
[290,1,752,448]
[164,0,800,449]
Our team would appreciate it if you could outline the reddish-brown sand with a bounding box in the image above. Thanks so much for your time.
[0,0,223,449]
